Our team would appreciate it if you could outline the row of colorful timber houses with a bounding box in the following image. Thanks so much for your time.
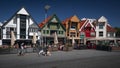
[0,7,120,47]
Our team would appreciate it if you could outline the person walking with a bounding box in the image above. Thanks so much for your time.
[18,42,25,56]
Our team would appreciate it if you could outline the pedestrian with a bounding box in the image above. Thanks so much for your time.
[18,42,25,56]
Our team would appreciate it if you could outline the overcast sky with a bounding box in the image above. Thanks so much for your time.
[0,0,120,27]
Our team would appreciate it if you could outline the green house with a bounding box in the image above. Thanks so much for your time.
[38,14,66,45]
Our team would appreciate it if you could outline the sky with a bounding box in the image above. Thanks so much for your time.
[0,0,120,27]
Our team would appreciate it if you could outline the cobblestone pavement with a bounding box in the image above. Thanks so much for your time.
[0,49,120,68]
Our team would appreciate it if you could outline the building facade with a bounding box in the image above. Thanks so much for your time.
[0,22,3,46]
[62,15,81,44]
[0,6,118,46]
[38,14,66,45]
[1,7,39,45]
[79,18,96,44]
[96,16,108,38]
[86,16,117,45]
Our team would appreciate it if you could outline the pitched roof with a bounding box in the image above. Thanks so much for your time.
[107,24,116,32]
[62,16,72,26]
[38,16,52,28]
[38,14,66,31]
[79,19,96,31]
[62,15,80,27]
[80,20,86,28]
[2,7,38,27]
[92,21,97,27]
[0,22,3,26]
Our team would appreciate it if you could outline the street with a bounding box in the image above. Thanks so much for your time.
[0,50,120,68]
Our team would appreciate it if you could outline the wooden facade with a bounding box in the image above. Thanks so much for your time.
[38,14,66,45]
[62,15,80,44]
[79,19,96,38]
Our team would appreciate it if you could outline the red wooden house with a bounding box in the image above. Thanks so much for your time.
[79,18,96,38]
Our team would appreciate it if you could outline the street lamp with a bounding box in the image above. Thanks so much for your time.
[38,30,41,45]
[44,5,50,46]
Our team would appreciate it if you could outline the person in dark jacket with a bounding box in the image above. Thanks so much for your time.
[18,42,25,56]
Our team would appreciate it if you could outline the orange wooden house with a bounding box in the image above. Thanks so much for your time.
[62,15,81,44]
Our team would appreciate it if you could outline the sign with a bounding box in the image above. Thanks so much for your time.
[80,35,84,39]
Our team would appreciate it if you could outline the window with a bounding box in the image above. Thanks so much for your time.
[70,32,76,37]
[20,14,27,19]
[47,30,49,34]
[99,23,104,29]
[50,30,57,35]
[80,32,85,38]
[14,28,16,32]
[6,35,10,38]
[43,30,45,34]
[99,31,103,37]
[70,26,76,30]
[108,32,114,37]
[59,31,63,34]
[13,17,17,24]
[67,34,69,36]
[91,32,95,37]
[80,32,85,35]
[20,14,26,39]
[6,27,10,31]
[50,24,57,29]
[70,22,77,30]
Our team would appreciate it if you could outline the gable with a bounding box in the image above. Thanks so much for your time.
[80,19,95,31]
[17,7,29,15]
[4,16,16,27]
[98,16,107,22]
[39,14,61,28]
[70,15,80,22]
[40,14,66,31]
[59,25,65,31]
[2,7,37,29]
[85,23,91,27]
[30,22,39,28]
[50,17,58,23]
[48,14,61,23]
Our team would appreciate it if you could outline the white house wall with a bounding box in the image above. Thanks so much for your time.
[96,24,107,38]
[96,16,107,38]
[107,32,116,38]
[2,7,39,40]
[26,17,29,39]
[5,18,16,27]
[17,15,20,39]
[3,17,16,39]
[3,29,6,39]
[28,18,38,36]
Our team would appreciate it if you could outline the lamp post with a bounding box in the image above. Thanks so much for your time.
[44,5,50,46]
[38,30,41,45]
